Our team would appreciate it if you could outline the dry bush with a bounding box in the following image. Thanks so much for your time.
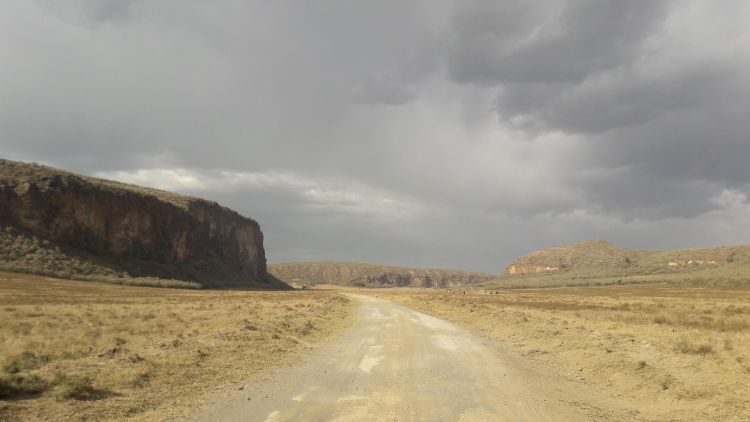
[0,374,50,399]
[674,339,715,355]
[54,375,112,401]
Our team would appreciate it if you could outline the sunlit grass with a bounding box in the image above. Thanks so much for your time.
[0,272,352,421]
[376,285,750,421]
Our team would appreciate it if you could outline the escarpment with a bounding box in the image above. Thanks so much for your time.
[269,261,495,288]
[0,159,281,289]
[349,271,491,288]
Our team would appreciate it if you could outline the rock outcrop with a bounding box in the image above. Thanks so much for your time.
[0,159,280,289]
[269,261,495,288]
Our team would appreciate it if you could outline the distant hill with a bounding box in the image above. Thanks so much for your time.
[487,240,750,288]
[268,261,495,288]
[505,240,648,276]
[0,158,287,289]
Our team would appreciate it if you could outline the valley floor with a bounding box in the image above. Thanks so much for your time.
[3,274,748,421]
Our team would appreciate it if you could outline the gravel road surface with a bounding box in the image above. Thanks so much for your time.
[184,294,606,421]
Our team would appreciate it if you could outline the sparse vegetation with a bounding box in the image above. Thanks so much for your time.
[0,272,352,421]
[374,285,750,421]
[0,158,193,209]
[55,375,112,401]
[675,339,714,355]
[0,374,50,399]
[492,240,750,289]
[0,226,201,289]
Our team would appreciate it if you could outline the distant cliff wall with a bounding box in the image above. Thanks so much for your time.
[269,262,495,288]
[0,159,273,288]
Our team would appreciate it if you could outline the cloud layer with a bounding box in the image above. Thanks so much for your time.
[2,0,749,271]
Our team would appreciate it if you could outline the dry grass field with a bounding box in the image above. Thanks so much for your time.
[0,272,353,421]
[375,286,750,421]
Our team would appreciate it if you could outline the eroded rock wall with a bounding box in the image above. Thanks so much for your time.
[0,159,269,288]
[267,262,496,288]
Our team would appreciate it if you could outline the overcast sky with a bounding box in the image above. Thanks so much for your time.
[2,1,750,272]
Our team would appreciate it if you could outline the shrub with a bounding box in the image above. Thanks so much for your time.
[3,351,50,374]
[724,339,734,351]
[55,375,110,401]
[653,315,668,325]
[675,339,715,356]
[130,372,153,388]
[694,344,714,355]
[0,374,50,398]
[299,320,315,336]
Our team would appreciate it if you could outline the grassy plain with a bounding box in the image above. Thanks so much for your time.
[375,285,750,421]
[0,272,353,421]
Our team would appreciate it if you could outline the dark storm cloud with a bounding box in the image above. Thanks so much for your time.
[448,1,669,85]
[572,167,722,220]
[447,0,672,132]
[442,0,750,219]
[1,0,749,271]
[495,64,732,134]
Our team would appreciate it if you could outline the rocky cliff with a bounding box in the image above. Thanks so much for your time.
[0,159,281,289]
[268,261,495,288]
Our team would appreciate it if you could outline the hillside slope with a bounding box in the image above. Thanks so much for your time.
[505,240,648,276]
[268,262,495,288]
[0,158,285,289]
[489,240,750,288]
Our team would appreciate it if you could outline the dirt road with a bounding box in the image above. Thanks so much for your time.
[184,294,619,421]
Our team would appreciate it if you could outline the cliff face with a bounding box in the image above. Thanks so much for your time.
[349,271,491,288]
[269,261,495,288]
[0,159,275,288]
